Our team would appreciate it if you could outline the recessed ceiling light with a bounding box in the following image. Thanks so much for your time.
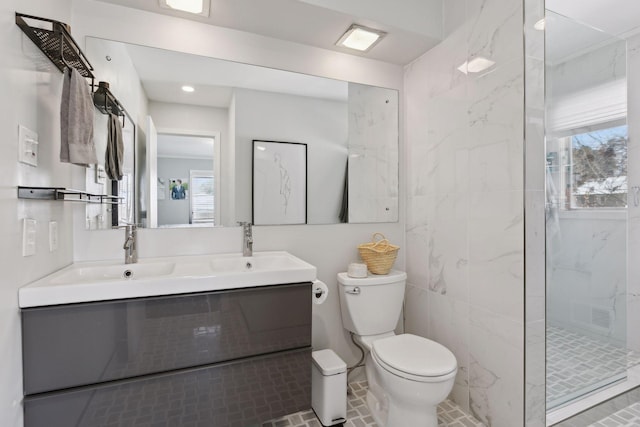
[457,57,496,74]
[336,24,386,52]
[181,85,195,93]
[534,18,545,31]
[159,0,210,16]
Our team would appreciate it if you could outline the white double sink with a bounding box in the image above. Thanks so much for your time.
[19,251,317,308]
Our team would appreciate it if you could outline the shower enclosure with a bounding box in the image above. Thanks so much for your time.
[544,9,637,410]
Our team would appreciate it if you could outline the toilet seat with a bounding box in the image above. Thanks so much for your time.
[372,334,457,383]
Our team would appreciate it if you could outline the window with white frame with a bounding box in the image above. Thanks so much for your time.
[548,124,627,210]
[190,170,215,224]
[547,76,627,210]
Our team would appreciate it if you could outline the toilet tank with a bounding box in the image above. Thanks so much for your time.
[338,270,407,336]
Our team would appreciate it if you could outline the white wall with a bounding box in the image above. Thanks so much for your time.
[404,0,526,425]
[69,0,405,382]
[0,1,76,425]
[156,157,212,226]
[70,0,403,89]
[233,88,348,224]
[226,94,237,226]
[83,37,149,132]
[149,102,228,135]
[79,36,149,230]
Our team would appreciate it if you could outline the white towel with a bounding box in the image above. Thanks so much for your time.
[105,113,124,180]
[60,67,97,166]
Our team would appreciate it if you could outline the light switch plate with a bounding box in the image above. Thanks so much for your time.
[49,221,58,252]
[22,218,37,257]
[18,125,39,167]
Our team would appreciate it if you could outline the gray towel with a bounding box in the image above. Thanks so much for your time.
[105,113,124,180]
[60,67,97,166]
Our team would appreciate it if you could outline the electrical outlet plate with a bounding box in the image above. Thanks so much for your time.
[49,221,58,252]
[18,125,39,167]
[22,218,36,257]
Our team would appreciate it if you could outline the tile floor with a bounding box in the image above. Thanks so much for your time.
[262,380,485,427]
[554,385,640,427]
[589,402,640,426]
[546,326,640,407]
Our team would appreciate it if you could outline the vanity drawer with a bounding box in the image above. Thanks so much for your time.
[24,347,311,427]
[22,282,311,395]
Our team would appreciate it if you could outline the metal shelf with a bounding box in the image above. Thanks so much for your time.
[92,82,130,127]
[18,187,122,205]
[15,13,95,80]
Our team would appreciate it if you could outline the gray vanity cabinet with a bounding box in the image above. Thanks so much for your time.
[22,282,312,427]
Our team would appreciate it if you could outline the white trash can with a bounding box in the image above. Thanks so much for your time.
[311,349,347,426]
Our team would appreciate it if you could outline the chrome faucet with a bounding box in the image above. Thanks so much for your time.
[122,224,138,264]
[238,222,253,257]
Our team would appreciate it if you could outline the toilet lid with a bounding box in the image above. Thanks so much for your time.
[372,334,457,379]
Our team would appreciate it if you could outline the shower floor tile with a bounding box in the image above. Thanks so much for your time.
[589,401,640,426]
[262,380,485,427]
[547,326,640,407]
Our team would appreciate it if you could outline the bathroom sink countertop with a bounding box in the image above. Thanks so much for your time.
[19,251,316,308]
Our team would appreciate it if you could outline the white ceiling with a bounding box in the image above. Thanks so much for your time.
[546,0,640,64]
[546,0,640,38]
[119,41,348,108]
[157,134,214,159]
[545,11,618,65]
[95,0,442,65]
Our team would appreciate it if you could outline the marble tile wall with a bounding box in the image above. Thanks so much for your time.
[547,214,627,342]
[348,83,400,223]
[627,34,640,354]
[404,0,536,425]
[523,0,546,423]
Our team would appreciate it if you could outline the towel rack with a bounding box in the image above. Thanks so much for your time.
[15,13,95,89]
[92,81,130,128]
[16,13,133,129]
[18,186,122,205]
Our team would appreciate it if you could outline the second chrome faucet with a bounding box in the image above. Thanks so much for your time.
[121,224,137,264]
[238,222,253,257]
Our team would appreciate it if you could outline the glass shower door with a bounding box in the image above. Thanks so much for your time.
[545,10,629,410]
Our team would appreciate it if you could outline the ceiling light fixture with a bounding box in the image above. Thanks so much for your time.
[336,24,386,52]
[159,0,210,16]
[181,85,195,93]
[457,57,496,74]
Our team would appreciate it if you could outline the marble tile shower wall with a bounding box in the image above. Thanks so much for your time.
[523,0,545,425]
[627,34,640,354]
[404,0,543,426]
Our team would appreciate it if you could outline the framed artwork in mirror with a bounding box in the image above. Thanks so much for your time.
[169,178,188,200]
[252,140,307,225]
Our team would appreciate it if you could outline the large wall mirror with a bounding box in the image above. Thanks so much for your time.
[84,37,399,229]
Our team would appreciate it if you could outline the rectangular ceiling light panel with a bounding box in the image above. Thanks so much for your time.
[159,0,210,16]
[336,24,387,52]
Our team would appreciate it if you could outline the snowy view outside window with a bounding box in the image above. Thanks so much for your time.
[570,124,628,208]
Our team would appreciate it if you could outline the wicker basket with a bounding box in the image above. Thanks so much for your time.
[357,233,399,275]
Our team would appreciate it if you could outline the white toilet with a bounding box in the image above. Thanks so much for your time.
[338,270,457,427]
